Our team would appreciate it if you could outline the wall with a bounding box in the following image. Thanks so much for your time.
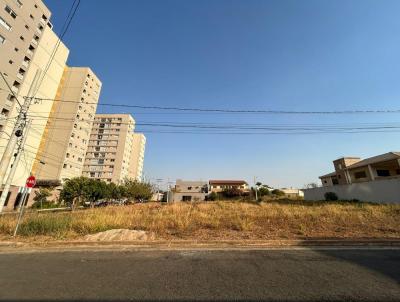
[303,178,400,204]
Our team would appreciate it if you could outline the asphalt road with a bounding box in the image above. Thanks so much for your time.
[0,247,399,301]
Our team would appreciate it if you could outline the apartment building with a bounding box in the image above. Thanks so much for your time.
[33,67,102,183]
[129,133,146,181]
[0,0,69,186]
[83,114,136,183]
[0,0,51,125]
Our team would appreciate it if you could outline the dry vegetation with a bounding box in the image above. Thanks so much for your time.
[0,200,399,241]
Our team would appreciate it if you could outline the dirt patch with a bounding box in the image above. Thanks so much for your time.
[84,229,153,241]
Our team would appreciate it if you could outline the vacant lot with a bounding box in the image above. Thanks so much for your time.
[0,200,399,240]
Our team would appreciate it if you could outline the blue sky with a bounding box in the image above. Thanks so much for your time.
[45,0,400,188]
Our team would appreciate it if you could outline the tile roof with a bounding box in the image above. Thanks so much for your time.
[209,180,248,185]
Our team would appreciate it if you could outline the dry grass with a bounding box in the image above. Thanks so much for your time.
[0,200,399,240]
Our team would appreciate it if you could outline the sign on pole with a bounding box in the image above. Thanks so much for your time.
[26,175,36,188]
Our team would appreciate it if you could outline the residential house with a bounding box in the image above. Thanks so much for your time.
[209,180,249,193]
[320,152,400,187]
[170,179,208,202]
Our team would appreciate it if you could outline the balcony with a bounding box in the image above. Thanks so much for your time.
[11,86,18,93]
[26,49,33,56]
[21,60,29,68]
[16,73,24,80]
[31,39,38,46]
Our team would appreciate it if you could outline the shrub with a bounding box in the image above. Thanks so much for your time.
[222,188,242,198]
[207,192,218,201]
[271,189,285,196]
[31,201,60,209]
[324,192,338,201]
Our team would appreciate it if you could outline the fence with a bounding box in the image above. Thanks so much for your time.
[303,178,400,204]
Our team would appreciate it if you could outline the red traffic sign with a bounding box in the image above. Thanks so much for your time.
[26,175,36,188]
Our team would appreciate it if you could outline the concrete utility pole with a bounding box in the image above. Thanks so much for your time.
[0,120,31,213]
[254,176,258,201]
[0,70,41,213]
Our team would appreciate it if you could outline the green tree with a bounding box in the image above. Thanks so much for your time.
[122,179,153,201]
[60,177,91,209]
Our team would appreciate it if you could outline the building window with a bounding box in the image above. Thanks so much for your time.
[376,169,390,177]
[0,35,4,44]
[396,169,400,175]
[90,172,95,177]
[5,6,17,19]
[182,196,192,202]
[0,17,12,31]
[66,153,70,158]
[63,164,67,168]
[14,0,23,8]
[354,171,367,179]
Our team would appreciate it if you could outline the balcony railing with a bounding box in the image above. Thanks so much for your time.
[21,61,29,68]
[16,73,24,80]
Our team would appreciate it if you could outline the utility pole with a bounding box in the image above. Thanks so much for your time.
[0,120,31,212]
[0,70,41,213]
[254,176,258,201]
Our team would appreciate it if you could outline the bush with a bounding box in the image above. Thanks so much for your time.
[31,201,60,209]
[271,189,285,196]
[259,187,271,196]
[206,192,218,201]
[324,192,338,201]
[222,188,242,199]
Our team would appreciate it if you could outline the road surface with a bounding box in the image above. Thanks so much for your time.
[0,247,399,301]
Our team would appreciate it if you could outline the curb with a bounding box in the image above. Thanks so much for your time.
[1,239,400,251]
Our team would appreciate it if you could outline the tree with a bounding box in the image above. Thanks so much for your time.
[255,182,262,187]
[60,177,91,209]
[122,179,153,201]
[259,187,271,196]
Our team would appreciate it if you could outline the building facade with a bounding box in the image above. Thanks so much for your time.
[170,179,208,202]
[83,114,136,183]
[129,133,146,181]
[209,180,249,193]
[319,152,400,187]
[0,0,70,187]
[33,67,102,183]
[0,0,51,126]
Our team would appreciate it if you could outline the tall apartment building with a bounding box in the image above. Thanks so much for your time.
[0,0,69,186]
[83,114,136,183]
[129,133,146,181]
[33,67,102,183]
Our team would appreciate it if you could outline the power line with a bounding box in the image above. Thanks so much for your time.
[1,87,400,115]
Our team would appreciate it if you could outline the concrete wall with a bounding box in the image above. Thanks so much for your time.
[303,178,400,204]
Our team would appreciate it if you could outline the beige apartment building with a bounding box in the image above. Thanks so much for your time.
[83,114,137,183]
[0,0,70,186]
[129,133,146,181]
[33,67,102,183]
